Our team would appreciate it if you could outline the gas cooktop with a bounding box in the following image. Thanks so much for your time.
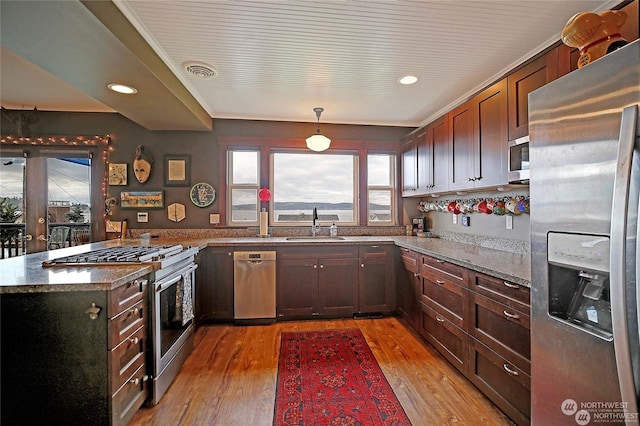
[42,245,185,267]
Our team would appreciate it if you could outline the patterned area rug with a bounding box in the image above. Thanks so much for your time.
[273,328,412,426]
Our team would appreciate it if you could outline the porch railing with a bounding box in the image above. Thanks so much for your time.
[0,223,92,259]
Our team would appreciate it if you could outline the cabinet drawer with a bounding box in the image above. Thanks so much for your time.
[421,274,468,329]
[469,292,530,373]
[419,303,468,375]
[109,300,146,349]
[471,272,529,311]
[109,278,147,317]
[399,248,418,272]
[469,339,530,426]
[359,244,392,256]
[420,255,467,283]
[110,325,146,394]
[111,363,148,426]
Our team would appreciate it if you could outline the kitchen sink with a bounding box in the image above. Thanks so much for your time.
[285,236,346,241]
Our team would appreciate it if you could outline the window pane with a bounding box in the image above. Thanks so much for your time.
[273,153,355,223]
[231,151,259,184]
[369,190,391,222]
[231,188,257,222]
[368,154,391,186]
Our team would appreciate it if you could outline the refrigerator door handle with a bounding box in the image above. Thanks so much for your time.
[610,104,639,422]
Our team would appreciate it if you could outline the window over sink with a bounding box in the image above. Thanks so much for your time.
[226,146,396,227]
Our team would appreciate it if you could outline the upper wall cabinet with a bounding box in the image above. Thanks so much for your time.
[507,55,556,141]
[418,115,449,195]
[450,80,508,191]
[401,133,418,196]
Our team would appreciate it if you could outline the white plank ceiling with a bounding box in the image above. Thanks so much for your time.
[0,0,620,129]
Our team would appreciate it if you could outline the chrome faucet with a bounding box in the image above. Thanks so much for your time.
[312,207,319,237]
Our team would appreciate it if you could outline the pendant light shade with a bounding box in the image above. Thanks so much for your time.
[306,107,331,152]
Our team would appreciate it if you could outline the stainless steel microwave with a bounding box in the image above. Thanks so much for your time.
[508,135,530,183]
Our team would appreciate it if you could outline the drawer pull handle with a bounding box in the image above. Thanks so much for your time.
[503,363,519,376]
[413,273,420,277]
[130,377,140,386]
[130,307,139,316]
[435,259,445,264]
[130,336,140,345]
[503,310,520,320]
[435,315,445,323]
[503,281,519,289]
[436,279,445,285]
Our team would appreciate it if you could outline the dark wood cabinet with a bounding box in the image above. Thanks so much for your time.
[507,54,556,140]
[418,254,470,375]
[197,247,234,321]
[468,272,531,426]
[396,247,420,327]
[401,134,418,196]
[277,245,359,319]
[1,277,150,425]
[471,79,508,188]
[417,115,449,195]
[358,244,394,313]
[319,256,359,316]
[448,100,474,191]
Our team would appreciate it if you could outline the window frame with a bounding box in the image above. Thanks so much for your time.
[220,137,400,228]
[366,152,397,226]
[226,148,261,227]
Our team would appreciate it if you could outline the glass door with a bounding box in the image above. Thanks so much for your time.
[0,151,92,254]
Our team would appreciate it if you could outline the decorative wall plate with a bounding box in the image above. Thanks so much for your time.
[190,182,216,207]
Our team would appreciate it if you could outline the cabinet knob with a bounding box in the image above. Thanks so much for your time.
[130,377,140,386]
[319,264,324,269]
[85,303,101,320]
[130,336,140,345]
[130,307,139,316]
[361,263,365,268]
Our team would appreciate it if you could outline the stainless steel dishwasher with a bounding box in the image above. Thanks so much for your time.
[233,251,276,324]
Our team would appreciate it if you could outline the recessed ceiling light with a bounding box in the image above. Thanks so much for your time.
[107,83,138,94]
[399,75,418,85]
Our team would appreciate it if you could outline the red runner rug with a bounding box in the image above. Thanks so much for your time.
[273,328,412,426]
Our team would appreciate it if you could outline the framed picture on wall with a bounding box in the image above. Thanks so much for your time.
[120,191,164,209]
[108,163,127,186]
[164,154,191,186]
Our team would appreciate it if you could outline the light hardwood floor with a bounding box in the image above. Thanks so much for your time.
[130,317,514,425]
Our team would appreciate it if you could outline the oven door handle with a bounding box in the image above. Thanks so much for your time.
[155,264,198,292]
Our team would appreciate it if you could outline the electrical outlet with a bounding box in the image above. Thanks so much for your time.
[452,214,458,224]
[461,215,470,227]
[506,215,513,230]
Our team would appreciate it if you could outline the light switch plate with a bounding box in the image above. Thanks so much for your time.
[209,213,220,224]
[461,216,470,227]
[506,215,513,230]
[452,214,458,224]
[137,212,148,223]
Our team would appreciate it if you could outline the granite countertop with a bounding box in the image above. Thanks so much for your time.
[391,236,531,287]
[0,235,530,293]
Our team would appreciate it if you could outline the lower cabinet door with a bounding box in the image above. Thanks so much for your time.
[319,257,359,317]
[419,302,468,376]
[469,338,531,426]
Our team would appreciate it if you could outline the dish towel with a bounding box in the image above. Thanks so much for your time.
[174,271,194,326]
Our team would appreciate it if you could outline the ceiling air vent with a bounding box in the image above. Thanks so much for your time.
[183,61,217,79]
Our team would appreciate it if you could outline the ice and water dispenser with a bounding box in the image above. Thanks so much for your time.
[547,232,612,339]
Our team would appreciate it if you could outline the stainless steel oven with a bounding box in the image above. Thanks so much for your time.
[149,250,198,405]
[508,135,530,183]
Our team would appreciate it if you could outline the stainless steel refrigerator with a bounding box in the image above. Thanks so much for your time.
[529,40,639,425]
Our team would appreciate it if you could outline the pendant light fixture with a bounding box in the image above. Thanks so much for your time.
[306,107,331,152]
